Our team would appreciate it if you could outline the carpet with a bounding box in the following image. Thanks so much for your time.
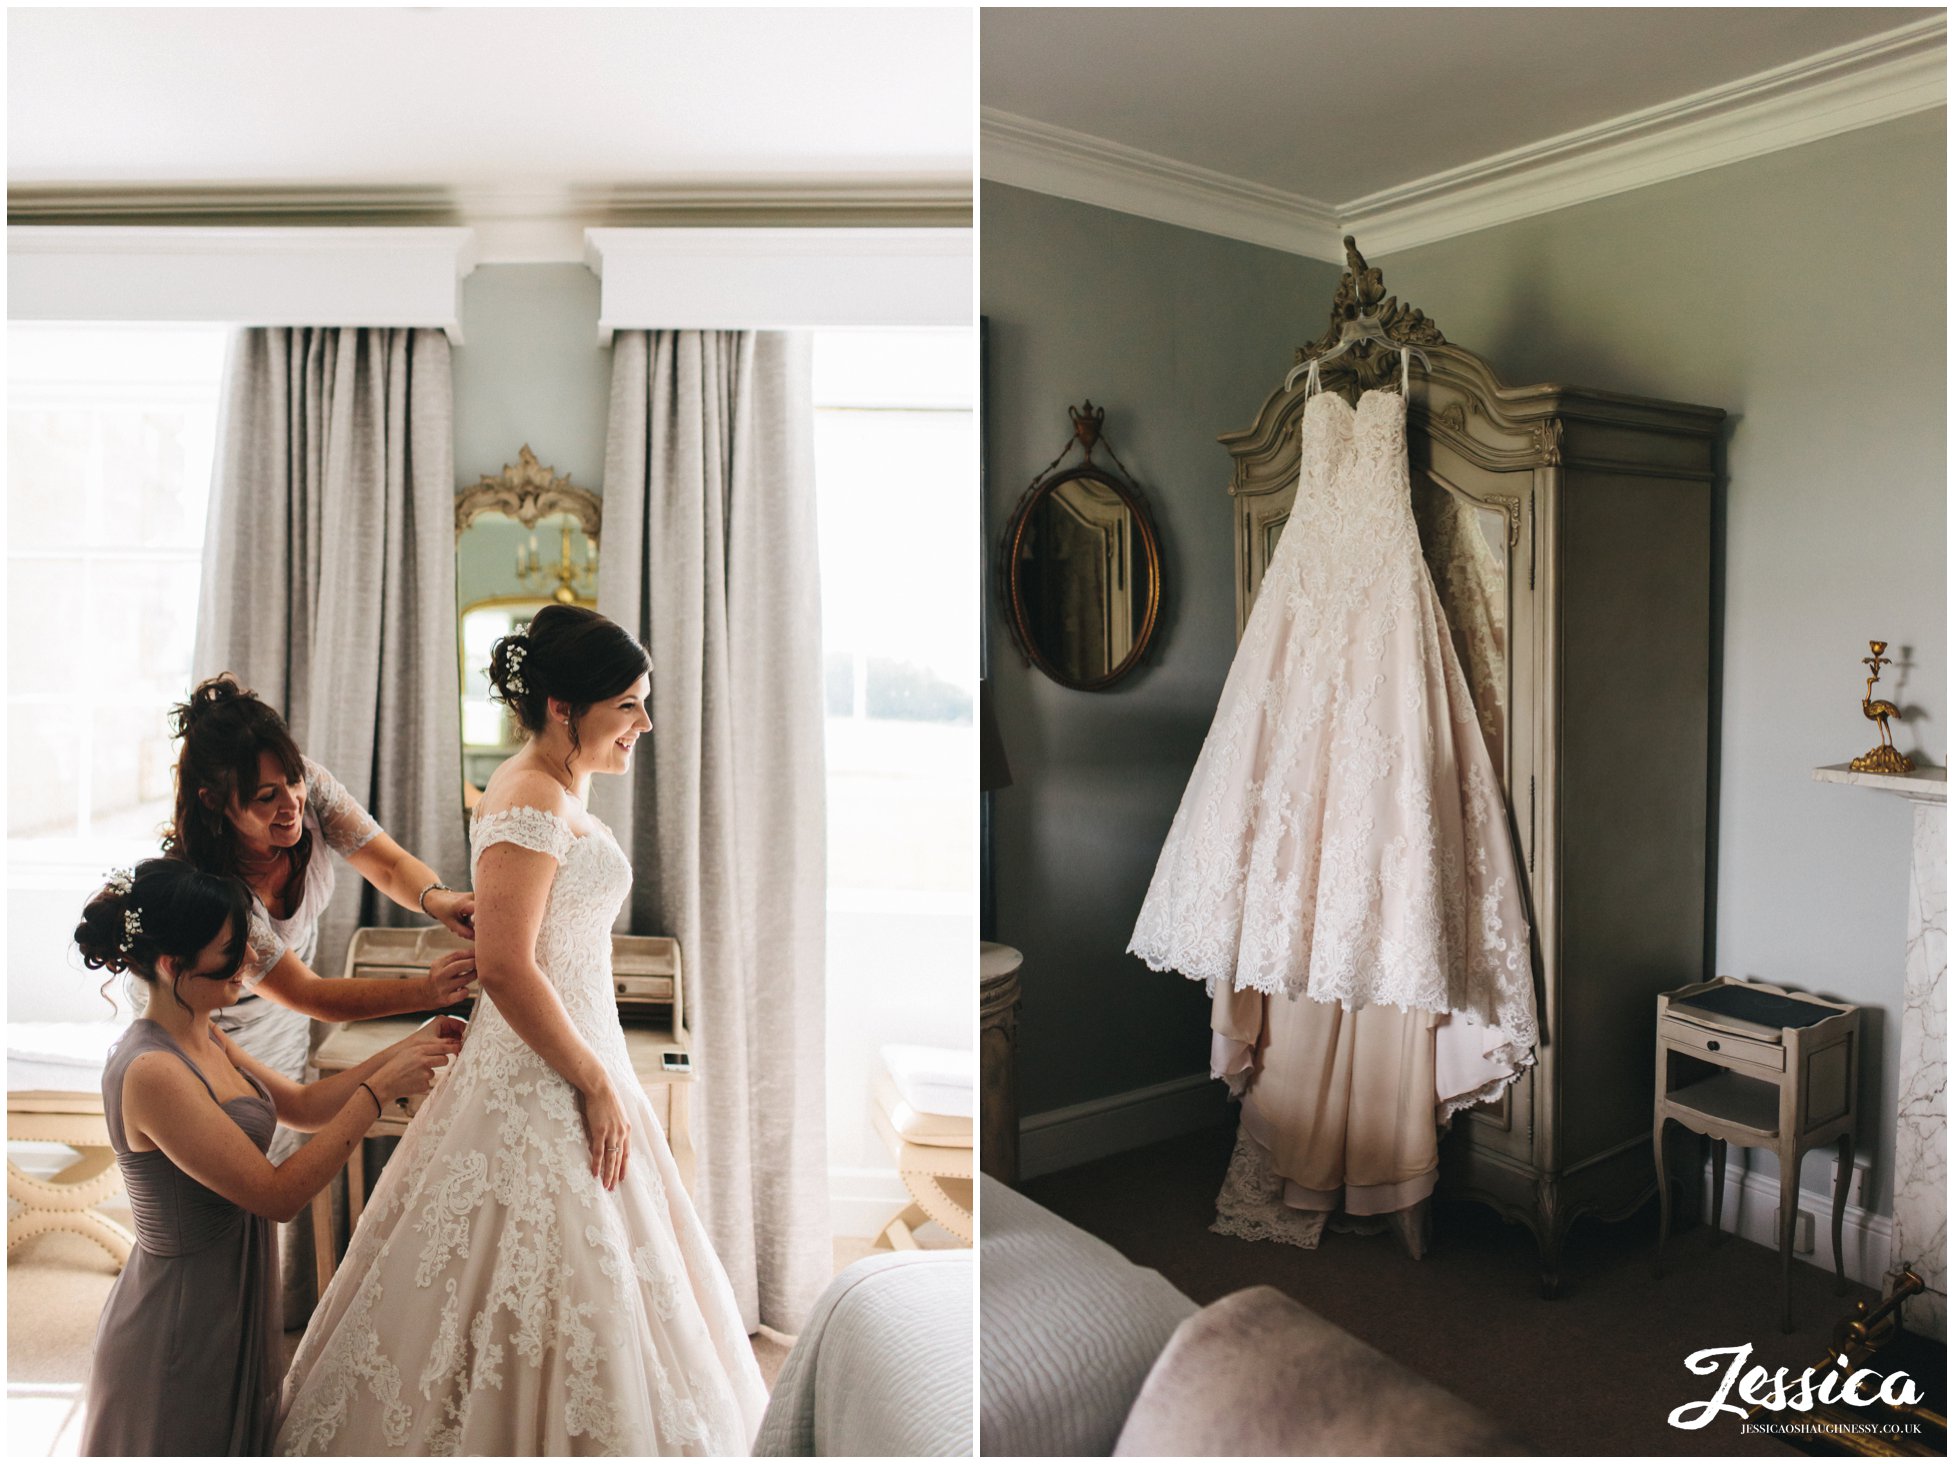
[1020,1122,1904,1458]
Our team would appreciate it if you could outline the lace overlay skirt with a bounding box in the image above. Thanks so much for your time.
[274,1001,766,1456]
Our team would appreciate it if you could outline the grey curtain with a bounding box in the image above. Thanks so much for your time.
[595,330,829,1333]
[193,326,466,974]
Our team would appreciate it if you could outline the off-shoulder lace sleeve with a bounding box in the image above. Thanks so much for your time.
[472,805,579,864]
[303,756,382,857]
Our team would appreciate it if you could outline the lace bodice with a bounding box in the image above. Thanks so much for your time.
[466,804,634,1069]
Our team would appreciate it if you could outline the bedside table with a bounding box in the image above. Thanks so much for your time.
[1653,977,1860,1332]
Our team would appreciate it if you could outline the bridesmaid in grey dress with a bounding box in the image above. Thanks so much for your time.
[74,859,459,1456]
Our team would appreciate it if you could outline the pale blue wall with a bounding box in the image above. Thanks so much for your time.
[983,181,1341,1115]
[1383,110,1945,1212]
[451,264,612,497]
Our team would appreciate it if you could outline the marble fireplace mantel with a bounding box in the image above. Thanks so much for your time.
[1813,762,1945,1340]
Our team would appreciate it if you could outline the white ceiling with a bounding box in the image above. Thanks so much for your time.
[981,7,1937,203]
[8,7,974,189]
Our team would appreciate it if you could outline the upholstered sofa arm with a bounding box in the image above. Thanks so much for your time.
[1112,1286,1526,1456]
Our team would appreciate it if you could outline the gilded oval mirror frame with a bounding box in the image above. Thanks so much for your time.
[1002,409,1163,692]
[454,447,602,802]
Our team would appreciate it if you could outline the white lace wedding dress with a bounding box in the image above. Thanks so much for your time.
[1128,350,1537,1242]
[276,805,767,1456]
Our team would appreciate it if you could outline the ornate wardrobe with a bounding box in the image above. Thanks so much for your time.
[1222,246,1725,1294]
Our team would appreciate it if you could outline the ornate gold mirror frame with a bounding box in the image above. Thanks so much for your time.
[454,447,603,801]
[455,444,601,544]
[1001,403,1164,692]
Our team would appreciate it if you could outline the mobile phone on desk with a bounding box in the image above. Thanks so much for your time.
[661,1052,691,1074]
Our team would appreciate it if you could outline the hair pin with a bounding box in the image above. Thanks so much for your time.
[105,866,135,896]
[120,907,144,954]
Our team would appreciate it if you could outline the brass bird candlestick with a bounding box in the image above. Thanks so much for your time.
[1849,640,1914,774]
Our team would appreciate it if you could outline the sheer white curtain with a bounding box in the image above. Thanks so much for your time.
[596,329,830,1332]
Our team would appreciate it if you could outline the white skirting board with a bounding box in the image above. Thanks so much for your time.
[1018,1073,1232,1181]
[828,1165,911,1241]
[1009,1082,1895,1288]
[1697,1158,1893,1289]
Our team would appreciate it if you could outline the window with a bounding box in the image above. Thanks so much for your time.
[811,329,976,1233]
[813,330,976,906]
[6,324,228,1020]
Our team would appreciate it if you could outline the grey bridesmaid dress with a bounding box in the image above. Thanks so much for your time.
[82,1019,280,1456]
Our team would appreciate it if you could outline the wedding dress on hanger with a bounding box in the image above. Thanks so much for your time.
[1128,347,1536,1247]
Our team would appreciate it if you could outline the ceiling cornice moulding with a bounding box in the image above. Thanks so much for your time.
[7,180,974,264]
[979,109,1343,262]
[982,15,1946,261]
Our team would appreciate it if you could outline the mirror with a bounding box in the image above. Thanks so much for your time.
[1409,471,1512,775]
[454,447,601,803]
[1002,409,1162,691]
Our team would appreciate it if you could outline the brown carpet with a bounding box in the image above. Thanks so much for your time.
[1022,1122,1899,1458]
[8,1217,950,1456]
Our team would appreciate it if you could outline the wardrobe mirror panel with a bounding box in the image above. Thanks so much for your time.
[1005,467,1162,691]
[454,449,601,806]
[1409,473,1512,779]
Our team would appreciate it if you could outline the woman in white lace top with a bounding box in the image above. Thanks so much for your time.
[165,677,476,1083]
[277,605,766,1455]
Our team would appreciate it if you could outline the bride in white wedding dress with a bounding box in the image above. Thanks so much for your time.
[277,606,766,1455]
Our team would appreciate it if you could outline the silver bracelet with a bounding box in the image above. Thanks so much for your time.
[417,881,451,917]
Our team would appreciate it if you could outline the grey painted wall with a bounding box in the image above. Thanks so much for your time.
[983,182,1341,1115]
[451,264,613,498]
[1384,110,1944,1213]
[986,109,1945,1216]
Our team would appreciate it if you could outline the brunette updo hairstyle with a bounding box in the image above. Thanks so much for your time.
[75,858,252,1012]
[486,605,652,774]
[164,675,312,909]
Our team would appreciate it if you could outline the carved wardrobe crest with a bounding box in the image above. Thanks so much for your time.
[1221,238,1728,1297]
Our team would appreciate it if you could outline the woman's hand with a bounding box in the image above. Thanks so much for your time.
[425,887,476,940]
[368,1026,462,1108]
[419,948,476,1009]
[578,1078,631,1190]
[428,1013,470,1046]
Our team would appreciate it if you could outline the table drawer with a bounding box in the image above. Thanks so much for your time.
[614,975,674,1003]
[1665,1018,1785,1072]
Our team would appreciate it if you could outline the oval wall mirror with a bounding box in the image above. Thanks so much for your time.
[453,447,601,803]
[1002,405,1162,691]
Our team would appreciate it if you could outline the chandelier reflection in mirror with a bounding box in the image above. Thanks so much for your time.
[517,519,597,604]
[1001,403,1163,691]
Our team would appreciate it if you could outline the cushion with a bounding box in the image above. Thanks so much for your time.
[1113,1286,1526,1456]
[881,1043,975,1118]
[7,1020,128,1093]
[874,1070,972,1149]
